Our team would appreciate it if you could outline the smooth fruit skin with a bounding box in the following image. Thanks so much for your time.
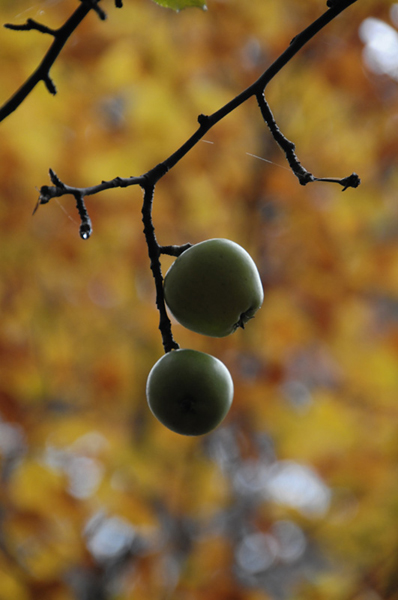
[146,349,233,436]
[164,238,264,337]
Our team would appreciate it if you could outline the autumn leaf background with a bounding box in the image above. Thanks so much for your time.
[0,0,398,598]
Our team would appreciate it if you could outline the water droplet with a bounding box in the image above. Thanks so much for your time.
[80,224,92,240]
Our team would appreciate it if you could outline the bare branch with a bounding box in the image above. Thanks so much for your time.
[0,1,111,122]
[36,0,361,218]
[33,0,361,352]
[256,93,358,188]
[141,183,180,353]
[256,93,314,186]
[37,170,144,206]
[143,0,360,176]
[4,18,57,36]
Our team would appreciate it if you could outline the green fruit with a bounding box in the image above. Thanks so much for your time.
[164,238,264,337]
[146,349,233,436]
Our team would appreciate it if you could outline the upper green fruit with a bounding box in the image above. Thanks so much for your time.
[164,238,264,337]
[146,349,233,436]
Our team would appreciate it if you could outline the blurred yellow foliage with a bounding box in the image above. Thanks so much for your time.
[0,0,397,599]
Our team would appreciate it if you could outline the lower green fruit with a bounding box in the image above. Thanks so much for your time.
[146,349,234,436]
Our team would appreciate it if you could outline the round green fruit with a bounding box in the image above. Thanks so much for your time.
[164,238,264,337]
[146,349,233,436]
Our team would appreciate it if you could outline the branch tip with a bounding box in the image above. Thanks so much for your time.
[341,172,361,191]
[32,198,41,215]
[80,223,92,239]
[44,75,57,95]
[313,172,361,189]
[74,193,92,239]
[34,186,52,214]
[49,169,64,188]
[80,0,107,20]
[4,19,56,35]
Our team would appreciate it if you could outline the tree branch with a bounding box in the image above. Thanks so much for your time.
[34,0,360,352]
[141,181,180,353]
[256,93,361,190]
[38,169,145,205]
[37,0,359,206]
[4,18,57,35]
[154,0,359,175]
[0,0,124,122]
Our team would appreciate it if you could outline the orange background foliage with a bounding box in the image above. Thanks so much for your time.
[0,0,397,599]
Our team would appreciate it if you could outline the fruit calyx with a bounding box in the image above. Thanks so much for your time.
[234,309,255,331]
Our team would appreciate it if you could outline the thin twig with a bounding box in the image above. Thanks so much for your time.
[314,173,361,190]
[4,19,57,35]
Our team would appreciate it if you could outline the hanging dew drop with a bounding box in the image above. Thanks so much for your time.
[80,228,91,240]
[79,223,92,240]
